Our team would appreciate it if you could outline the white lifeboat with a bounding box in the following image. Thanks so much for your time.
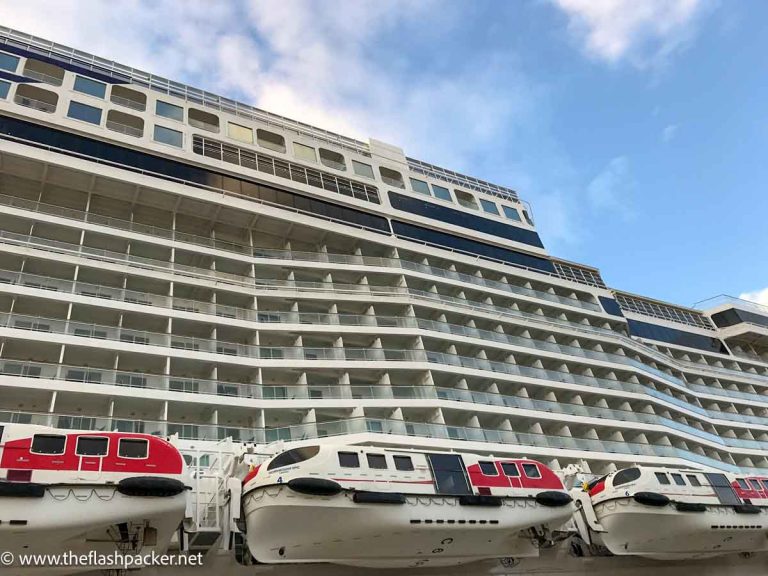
[241,444,573,568]
[578,466,768,559]
[0,423,191,571]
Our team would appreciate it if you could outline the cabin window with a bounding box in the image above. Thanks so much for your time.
[228,122,253,144]
[73,76,107,99]
[455,190,478,210]
[655,472,670,485]
[0,51,19,73]
[501,462,520,477]
[480,198,500,215]
[367,454,387,469]
[67,101,102,125]
[76,436,109,457]
[31,434,66,455]
[352,160,375,179]
[156,100,184,122]
[737,479,750,490]
[118,438,149,459]
[522,463,541,479]
[319,148,346,171]
[393,455,414,471]
[338,451,360,468]
[154,125,183,147]
[749,479,762,491]
[410,178,431,196]
[671,473,686,486]
[267,446,320,471]
[188,108,219,132]
[503,205,521,221]
[380,167,404,189]
[257,129,286,153]
[761,480,768,491]
[612,467,641,486]
[294,142,317,163]
[686,475,701,487]
[478,461,498,476]
[432,184,452,202]
[0,80,10,100]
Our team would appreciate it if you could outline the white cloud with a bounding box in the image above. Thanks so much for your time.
[740,288,768,307]
[552,0,707,68]
[586,155,633,213]
[662,123,679,142]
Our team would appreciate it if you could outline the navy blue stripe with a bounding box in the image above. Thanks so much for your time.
[0,43,128,84]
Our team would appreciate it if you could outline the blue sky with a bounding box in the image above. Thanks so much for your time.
[2,0,766,308]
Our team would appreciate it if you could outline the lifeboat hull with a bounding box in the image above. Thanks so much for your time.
[243,485,573,568]
[594,498,768,559]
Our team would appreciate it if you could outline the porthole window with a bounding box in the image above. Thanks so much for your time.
[76,436,109,457]
[478,461,498,476]
[501,462,519,477]
[338,451,360,468]
[522,463,541,479]
[118,438,149,459]
[612,467,641,487]
[31,434,66,455]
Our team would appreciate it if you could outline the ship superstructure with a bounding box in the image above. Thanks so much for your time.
[0,23,767,500]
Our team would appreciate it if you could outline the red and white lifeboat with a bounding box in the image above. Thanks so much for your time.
[582,466,768,559]
[241,444,573,568]
[0,423,190,567]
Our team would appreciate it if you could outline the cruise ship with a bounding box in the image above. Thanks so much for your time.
[0,25,767,576]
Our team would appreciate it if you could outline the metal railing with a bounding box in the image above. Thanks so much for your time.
[109,93,146,111]
[21,68,63,86]
[13,95,56,113]
[106,120,143,138]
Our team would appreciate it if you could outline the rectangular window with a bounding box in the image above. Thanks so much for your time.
[154,125,183,147]
[338,451,360,468]
[31,434,66,455]
[480,198,500,215]
[686,475,701,487]
[737,479,749,490]
[671,473,686,486]
[749,479,762,491]
[294,142,317,163]
[228,122,253,143]
[501,462,519,477]
[67,101,102,125]
[366,454,387,469]
[432,184,452,202]
[156,100,184,122]
[502,205,521,221]
[118,438,149,459]
[352,160,375,179]
[0,51,20,73]
[409,177,431,195]
[393,455,414,471]
[0,80,9,100]
[655,472,670,485]
[479,461,498,476]
[76,436,109,456]
[73,76,106,99]
[522,463,541,478]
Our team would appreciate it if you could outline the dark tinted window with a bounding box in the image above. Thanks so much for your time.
[627,319,727,354]
[0,52,19,72]
[393,455,414,471]
[671,473,686,486]
[762,480,768,491]
[338,451,360,468]
[749,479,762,491]
[612,468,641,486]
[156,100,184,121]
[31,434,65,454]
[686,475,701,487]
[655,472,670,485]
[0,80,9,100]
[479,461,498,475]
[118,438,148,458]
[73,76,106,98]
[522,463,541,478]
[367,454,387,469]
[154,125,183,147]
[67,101,102,125]
[267,446,320,470]
[76,436,108,456]
[737,479,749,490]
[501,462,520,477]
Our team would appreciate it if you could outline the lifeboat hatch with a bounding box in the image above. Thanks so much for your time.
[704,473,742,506]
[426,454,472,495]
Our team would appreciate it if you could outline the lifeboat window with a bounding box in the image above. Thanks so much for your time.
[75,436,109,457]
[612,468,641,487]
[501,463,520,477]
[30,434,66,455]
[366,454,387,469]
[762,480,768,491]
[671,474,686,486]
[393,455,414,471]
[655,472,670,485]
[338,452,360,468]
[686,475,701,487]
[749,479,762,491]
[522,463,541,479]
[267,446,320,471]
[118,438,149,459]
[737,479,749,490]
[479,461,498,476]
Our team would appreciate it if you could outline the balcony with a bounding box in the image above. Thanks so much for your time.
[14,84,58,113]
[106,109,144,138]
[109,85,147,111]
[22,59,65,86]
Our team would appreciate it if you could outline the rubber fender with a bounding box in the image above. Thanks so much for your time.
[633,491,670,507]
[733,503,761,515]
[117,476,187,497]
[0,481,46,498]
[535,491,573,507]
[459,494,503,507]
[674,501,707,513]
[353,491,406,504]
[286,477,343,496]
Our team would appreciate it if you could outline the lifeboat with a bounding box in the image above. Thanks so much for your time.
[241,444,574,568]
[575,466,768,559]
[0,423,190,569]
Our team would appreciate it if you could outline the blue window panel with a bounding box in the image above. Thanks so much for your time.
[73,75,106,99]
[627,319,727,354]
[154,125,183,147]
[67,101,102,125]
[480,198,499,215]
[432,184,452,202]
[156,100,184,122]
[409,177,431,195]
[502,205,521,221]
[0,52,19,73]
[0,80,10,99]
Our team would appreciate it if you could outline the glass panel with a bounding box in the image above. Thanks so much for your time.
[352,160,374,179]
[522,463,541,478]
[432,184,452,201]
[76,436,109,456]
[501,462,519,476]
[118,438,148,458]
[228,122,253,143]
[294,142,317,163]
[613,468,641,486]
[156,100,184,121]
[67,101,102,125]
[503,205,521,221]
[428,454,471,494]
[366,454,387,469]
[480,198,500,215]
[0,80,10,100]
[409,178,431,195]
[479,461,498,475]
[73,76,106,99]
[393,455,413,471]
[655,472,670,485]
[338,451,359,468]
[31,434,65,454]
[0,52,19,73]
[154,125,183,147]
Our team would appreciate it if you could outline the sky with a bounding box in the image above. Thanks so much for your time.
[1,0,766,309]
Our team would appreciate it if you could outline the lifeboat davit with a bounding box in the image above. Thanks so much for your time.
[0,423,190,571]
[241,444,573,568]
[579,466,768,559]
